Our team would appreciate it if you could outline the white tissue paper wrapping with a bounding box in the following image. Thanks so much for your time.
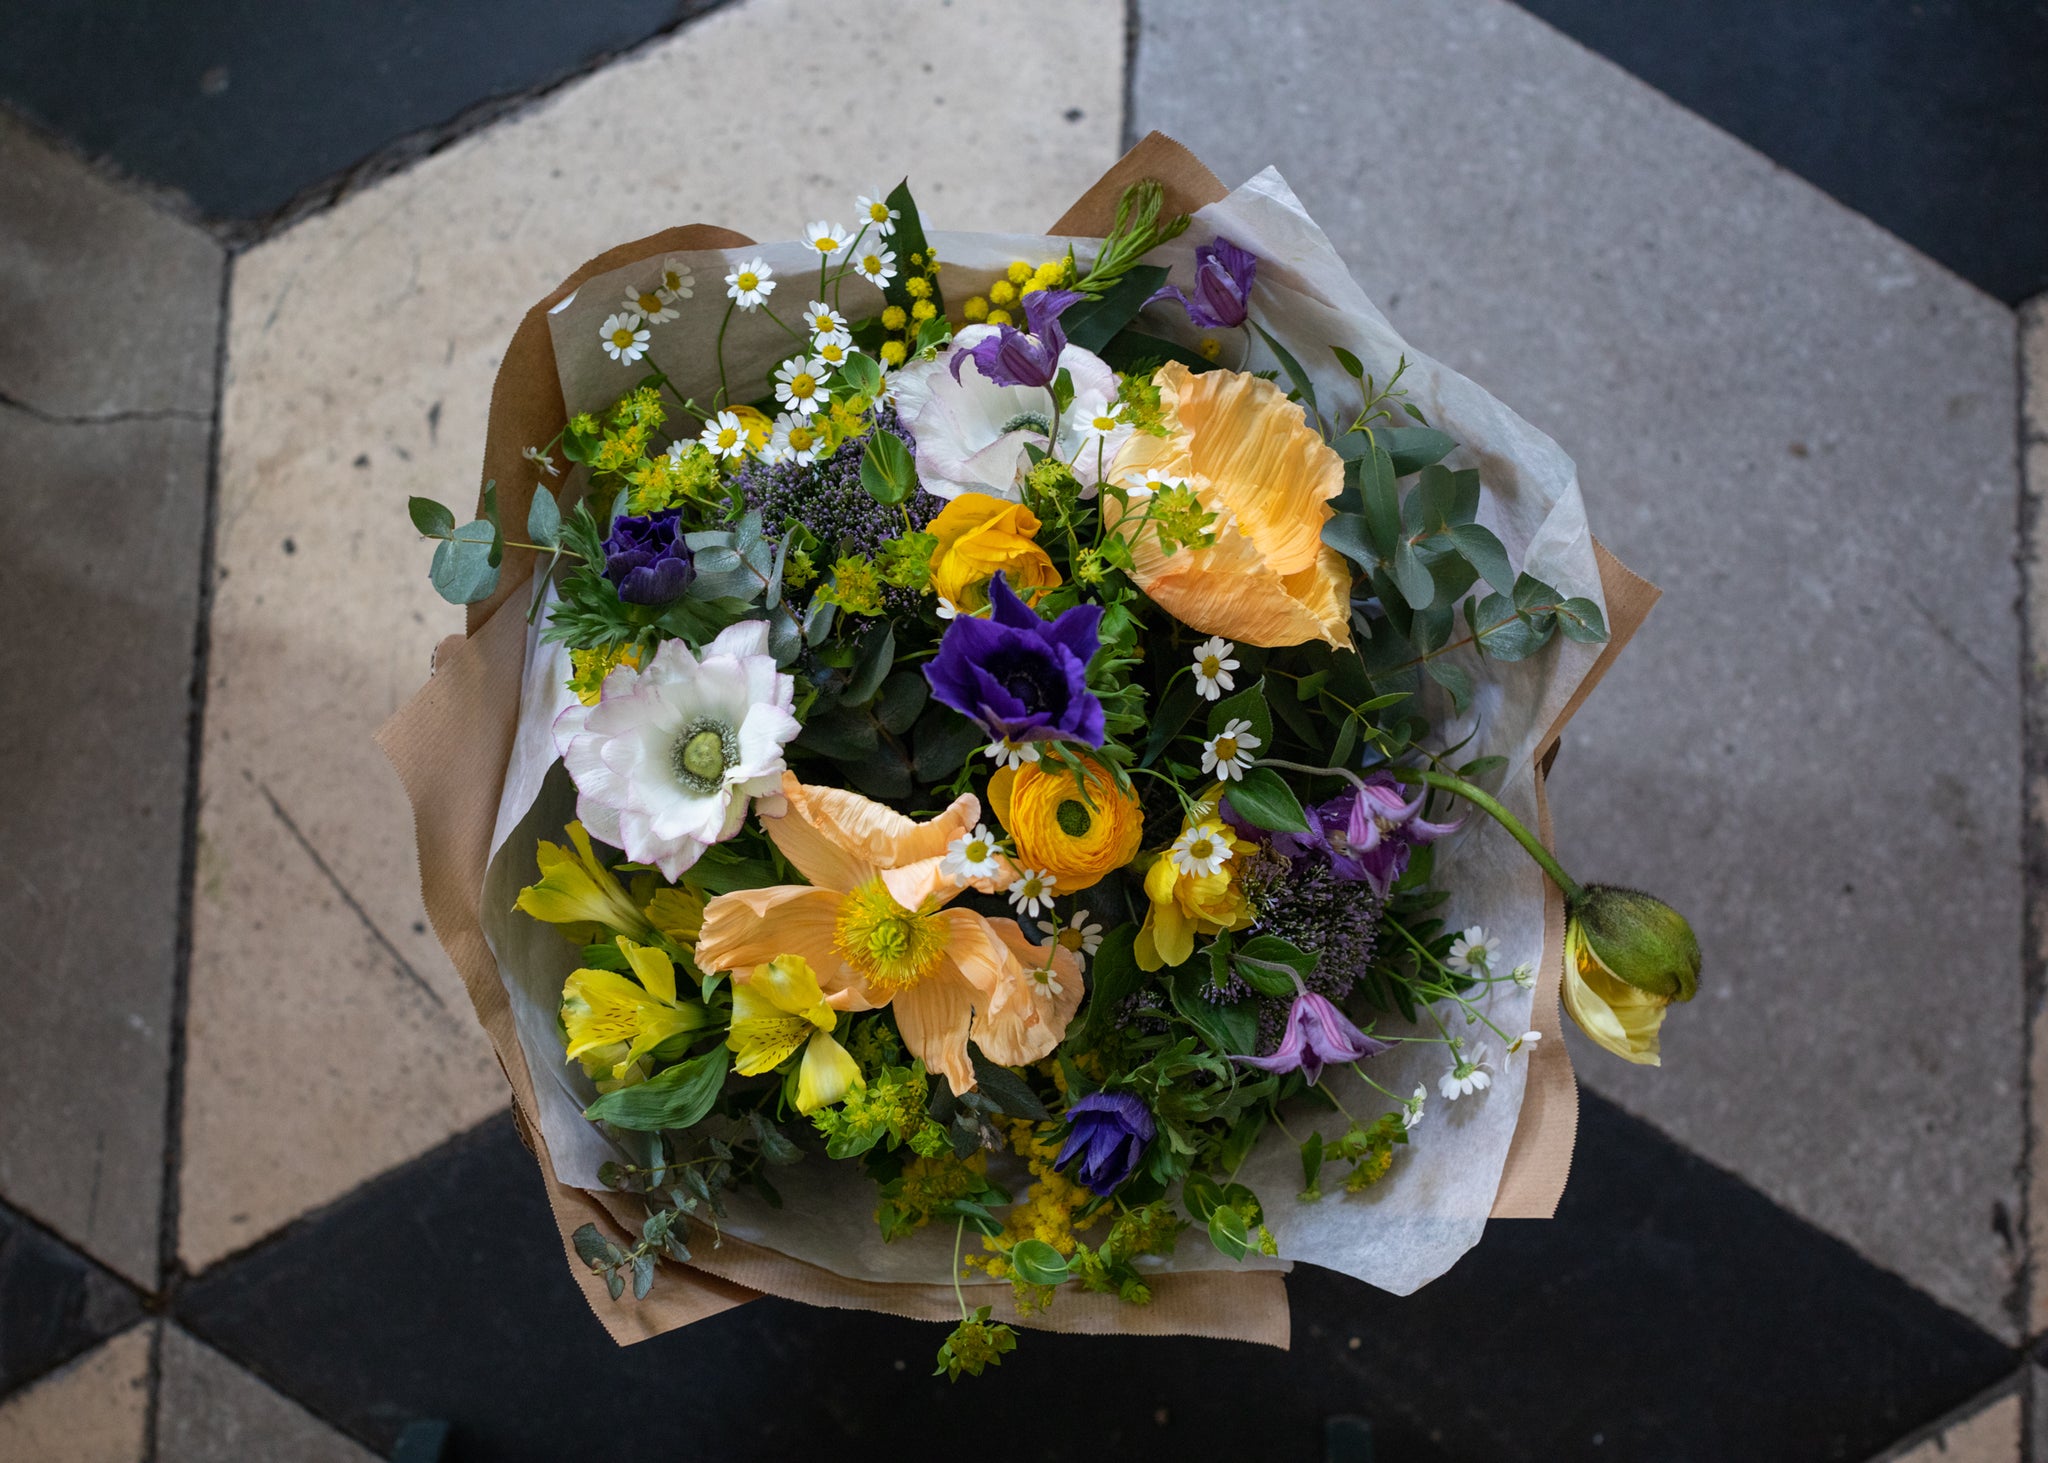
[477,168,1606,1297]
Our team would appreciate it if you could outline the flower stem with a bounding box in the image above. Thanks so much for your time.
[951,1217,969,1320]
[1388,768,1585,903]
[713,300,735,410]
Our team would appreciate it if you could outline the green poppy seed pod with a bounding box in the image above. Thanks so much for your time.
[1560,887,1700,1067]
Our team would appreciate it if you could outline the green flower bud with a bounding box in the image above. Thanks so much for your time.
[1562,886,1701,1067]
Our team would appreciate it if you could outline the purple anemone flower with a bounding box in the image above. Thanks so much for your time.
[1148,237,1258,331]
[923,573,1104,746]
[1235,990,1389,1086]
[1056,1091,1155,1194]
[1267,774,1460,897]
[950,287,1083,389]
[601,509,695,606]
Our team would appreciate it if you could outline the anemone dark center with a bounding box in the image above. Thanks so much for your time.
[992,652,1061,713]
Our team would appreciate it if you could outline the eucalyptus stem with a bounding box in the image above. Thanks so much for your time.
[1389,768,1584,903]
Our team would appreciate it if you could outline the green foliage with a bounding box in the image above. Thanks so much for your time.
[809,1061,949,1160]
[934,1307,1017,1381]
[583,1047,730,1132]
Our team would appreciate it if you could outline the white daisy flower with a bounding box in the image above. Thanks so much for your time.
[812,337,852,371]
[700,410,749,459]
[665,439,689,467]
[1007,868,1057,919]
[1439,1045,1494,1101]
[1507,1029,1543,1056]
[1510,962,1537,990]
[1073,393,1125,442]
[1169,822,1232,878]
[804,221,851,260]
[803,300,850,342]
[855,192,900,236]
[935,595,962,621]
[599,312,650,364]
[851,245,897,288]
[1122,470,1188,501]
[773,355,831,417]
[725,257,776,309]
[658,256,696,301]
[1027,960,1066,1000]
[522,445,560,476]
[1446,926,1502,977]
[622,283,678,325]
[1201,718,1261,782]
[941,823,1006,884]
[1402,1084,1427,1130]
[982,737,1040,770]
[767,412,824,466]
[1190,636,1239,702]
[1037,910,1104,966]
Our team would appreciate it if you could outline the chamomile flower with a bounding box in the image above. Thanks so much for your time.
[657,257,696,301]
[1037,910,1104,966]
[1402,1084,1427,1130]
[803,300,850,343]
[1507,1029,1543,1056]
[1439,1045,1493,1101]
[982,737,1040,770]
[599,312,650,364]
[855,192,900,235]
[700,410,749,459]
[522,445,560,476]
[766,412,824,466]
[1123,470,1188,501]
[935,595,962,621]
[622,283,678,325]
[1025,960,1066,1000]
[851,245,897,288]
[1201,718,1261,782]
[804,221,851,259]
[1073,394,1125,442]
[942,824,1006,884]
[813,337,852,371]
[725,258,776,309]
[1510,962,1537,990]
[1190,636,1239,701]
[1446,926,1502,977]
[773,355,831,417]
[1169,822,1233,878]
[1007,868,1057,919]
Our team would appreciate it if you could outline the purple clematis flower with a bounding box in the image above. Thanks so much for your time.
[923,573,1104,746]
[950,287,1084,389]
[1258,773,1460,897]
[1057,1091,1155,1194]
[1148,237,1258,331]
[1235,989,1390,1086]
[601,509,695,606]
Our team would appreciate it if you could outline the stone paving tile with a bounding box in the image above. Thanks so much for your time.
[156,1324,380,1463]
[184,0,1124,1269]
[0,1321,152,1463]
[0,1202,143,1401]
[1872,1376,2023,1463]
[2023,295,2048,1337]
[0,116,223,1285]
[1134,0,2022,1334]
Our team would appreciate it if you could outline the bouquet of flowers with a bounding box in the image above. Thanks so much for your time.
[385,137,1697,1375]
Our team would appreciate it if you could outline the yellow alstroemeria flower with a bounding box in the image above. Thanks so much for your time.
[926,492,1061,612]
[1133,804,1256,970]
[727,954,865,1113]
[517,822,655,944]
[561,937,710,1084]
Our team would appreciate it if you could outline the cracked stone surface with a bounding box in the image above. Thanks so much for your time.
[156,1324,379,1463]
[1135,0,2023,1336]
[0,1321,152,1462]
[2024,294,2048,1336]
[181,0,1124,1268]
[0,115,223,1285]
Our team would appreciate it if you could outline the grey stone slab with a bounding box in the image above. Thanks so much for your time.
[1136,0,2021,1333]
[156,1325,379,1463]
[0,116,222,417]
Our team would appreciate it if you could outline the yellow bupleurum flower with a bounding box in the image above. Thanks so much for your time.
[726,954,864,1112]
[1106,363,1351,649]
[694,773,1082,1095]
[926,491,1060,612]
[988,754,1143,894]
[1134,806,1257,970]
[517,822,655,943]
[561,937,711,1084]
[566,642,645,707]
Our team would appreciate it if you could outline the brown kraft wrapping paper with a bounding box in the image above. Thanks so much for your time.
[377,133,1658,1349]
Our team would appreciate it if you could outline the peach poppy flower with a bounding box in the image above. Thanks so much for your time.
[693,773,1082,1094]
[1106,363,1352,649]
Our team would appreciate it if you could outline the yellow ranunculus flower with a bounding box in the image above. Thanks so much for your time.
[987,755,1142,894]
[561,937,711,1084]
[1106,363,1351,649]
[518,822,655,944]
[1133,814,1257,971]
[926,491,1060,611]
[729,403,774,453]
[726,954,865,1113]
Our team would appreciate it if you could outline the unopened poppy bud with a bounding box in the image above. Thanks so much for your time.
[1562,886,1701,1067]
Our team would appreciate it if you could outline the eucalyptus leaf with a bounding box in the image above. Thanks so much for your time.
[844,623,896,704]
[1555,596,1610,643]
[1447,521,1513,594]
[1390,538,1436,610]
[408,496,455,537]
[1381,426,1456,476]
[429,522,501,604]
[527,486,561,547]
[1424,655,1475,712]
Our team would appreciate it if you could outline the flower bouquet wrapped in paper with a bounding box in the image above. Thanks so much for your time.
[381,136,1695,1373]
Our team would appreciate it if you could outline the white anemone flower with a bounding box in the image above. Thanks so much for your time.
[887,327,1120,500]
[552,622,801,881]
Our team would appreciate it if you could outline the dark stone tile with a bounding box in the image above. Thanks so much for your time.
[177,1096,2009,1463]
[0,1202,145,1402]
[1516,0,2048,303]
[0,0,727,223]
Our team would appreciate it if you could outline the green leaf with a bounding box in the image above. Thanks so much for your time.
[1220,767,1309,833]
[874,671,928,734]
[880,179,939,312]
[1169,965,1257,1051]
[838,351,884,399]
[1251,322,1316,419]
[481,481,504,567]
[859,429,916,506]
[1446,521,1512,594]
[1331,345,1365,380]
[428,522,501,604]
[1555,596,1610,644]
[527,486,561,547]
[843,623,895,704]
[408,496,455,537]
[1237,934,1318,977]
[571,1223,613,1270]
[1360,444,1400,561]
[1207,678,1274,750]
[1063,264,1169,352]
[1076,924,1146,1045]
[1390,538,1436,610]
[1234,957,1298,999]
[794,703,878,761]
[1381,426,1456,476]
[1097,328,1217,376]
[1472,592,1552,661]
[1140,670,1201,768]
[912,705,983,781]
[1008,1238,1070,1287]
[1299,1133,1325,1197]
[1513,571,1562,613]
[584,1047,730,1132]
[1182,1172,1224,1224]
[1413,465,1480,533]
[1320,512,1379,572]
[1424,655,1475,713]
[968,1052,1050,1120]
[1207,1203,1251,1261]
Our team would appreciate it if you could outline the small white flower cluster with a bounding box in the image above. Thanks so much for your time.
[598,254,697,365]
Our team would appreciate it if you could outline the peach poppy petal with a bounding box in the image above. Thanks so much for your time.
[892,969,979,1094]
[757,773,876,892]
[974,919,1084,1067]
[778,777,982,875]
[694,885,848,984]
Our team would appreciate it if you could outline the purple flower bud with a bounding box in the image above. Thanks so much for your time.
[1148,237,1258,331]
[601,509,695,606]
[1056,1091,1155,1194]
[950,287,1084,389]
[923,573,1105,747]
[1235,990,1389,1086]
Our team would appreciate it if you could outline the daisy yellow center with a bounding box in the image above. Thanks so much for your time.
[1056,928,1085,952]
[1186,834,1219,864]
[735,272,759,291]
[664,272,685,291]
[717,428,740,449]
[637,292,662,312]
[787,425,817,452]
[819,343,846,363]
[815,237,838,252]
[862,255,881,273]
[788,372,817,399]
[835,879,948,993]
[812,314,833,331]
[1212,736,1240,762]
[1092,414,1116,431]
[611,328,637,348]
[868,204,888,222]
[1200,655,1222,677]
[963,837,992,863]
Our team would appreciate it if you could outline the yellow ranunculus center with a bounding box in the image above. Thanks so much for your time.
[835,878,948,993]
[1055,799,1091,837]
